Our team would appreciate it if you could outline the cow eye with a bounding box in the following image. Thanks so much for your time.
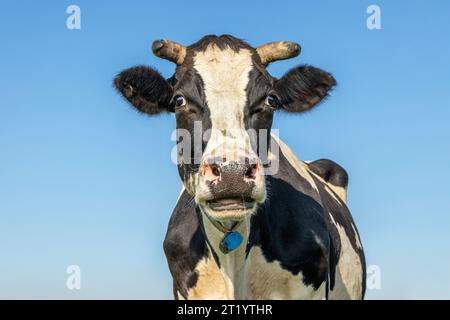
[265,95,279,108]
[174,95,186,108]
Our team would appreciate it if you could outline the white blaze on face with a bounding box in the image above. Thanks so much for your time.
[193,45,255,162]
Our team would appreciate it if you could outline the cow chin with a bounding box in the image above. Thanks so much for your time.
[195,185,266,222]
[200,201,257,222]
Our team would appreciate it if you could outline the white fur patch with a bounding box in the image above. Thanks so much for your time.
[193,45,255,162]
[187,256,229,299]
[198,212,251,299]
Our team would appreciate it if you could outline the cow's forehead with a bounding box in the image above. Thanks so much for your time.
[193,45,254,130]
[193,44,253,91]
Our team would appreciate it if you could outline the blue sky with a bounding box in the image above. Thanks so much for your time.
[1,0,449,299]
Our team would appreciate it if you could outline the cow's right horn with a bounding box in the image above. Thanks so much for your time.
[152,39,187,65]
[256,41,301,66]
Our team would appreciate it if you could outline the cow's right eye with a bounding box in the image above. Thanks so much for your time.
[174,95,186,108]
[265,95,279,108]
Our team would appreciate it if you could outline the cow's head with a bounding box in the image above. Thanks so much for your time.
[114,35,335,222]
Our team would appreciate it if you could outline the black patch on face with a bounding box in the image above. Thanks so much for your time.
[172,69,211,183]
[177,163,200,188]
[244,66,276,158]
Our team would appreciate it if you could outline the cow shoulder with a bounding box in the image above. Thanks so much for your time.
[267,136,365,299]
[164,189,227,299]
[247,175,331,294]
[163,189,208,299]
[247,139,333,296]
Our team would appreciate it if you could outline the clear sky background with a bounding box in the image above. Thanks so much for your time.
[1,0,449,299]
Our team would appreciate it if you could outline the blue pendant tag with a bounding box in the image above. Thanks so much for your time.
[219,231,243,254]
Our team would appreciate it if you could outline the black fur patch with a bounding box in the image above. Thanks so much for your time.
[172,68,210,183]
[114,35,364,299]
[188,34,253,54]
[164,151,366,298]
[247,176,330,290]
[163,191,208,299]
[311,172,366,292]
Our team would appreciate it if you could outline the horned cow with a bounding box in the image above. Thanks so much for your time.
[114,35,365,299]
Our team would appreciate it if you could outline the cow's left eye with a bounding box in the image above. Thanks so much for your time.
[174,95,186,108]
[265,95,279,108]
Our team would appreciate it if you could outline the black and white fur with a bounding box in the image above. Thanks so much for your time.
[114,35,365,299]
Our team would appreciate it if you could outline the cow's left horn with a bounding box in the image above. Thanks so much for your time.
[152,39,187,65]
[256,41,301,66]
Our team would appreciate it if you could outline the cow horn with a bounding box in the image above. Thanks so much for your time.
[152,39,187,65]
[256,41,301,65]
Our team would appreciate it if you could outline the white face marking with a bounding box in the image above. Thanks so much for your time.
[193,45,255,162]
[192,45,266,211]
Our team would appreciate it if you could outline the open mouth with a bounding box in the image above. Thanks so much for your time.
[206,197,255,211]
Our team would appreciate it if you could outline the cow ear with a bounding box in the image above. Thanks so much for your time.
[114,66,173,115]
[274,65,336,113]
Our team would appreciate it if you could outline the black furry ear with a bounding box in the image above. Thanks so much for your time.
[274,65,336,113]
[114,66,173,115]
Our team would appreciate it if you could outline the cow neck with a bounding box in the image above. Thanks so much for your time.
[204,212,242,235]
[198,208,251,299]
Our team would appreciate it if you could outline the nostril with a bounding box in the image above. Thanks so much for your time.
[244,164,258,179]
[211,164,221,177]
